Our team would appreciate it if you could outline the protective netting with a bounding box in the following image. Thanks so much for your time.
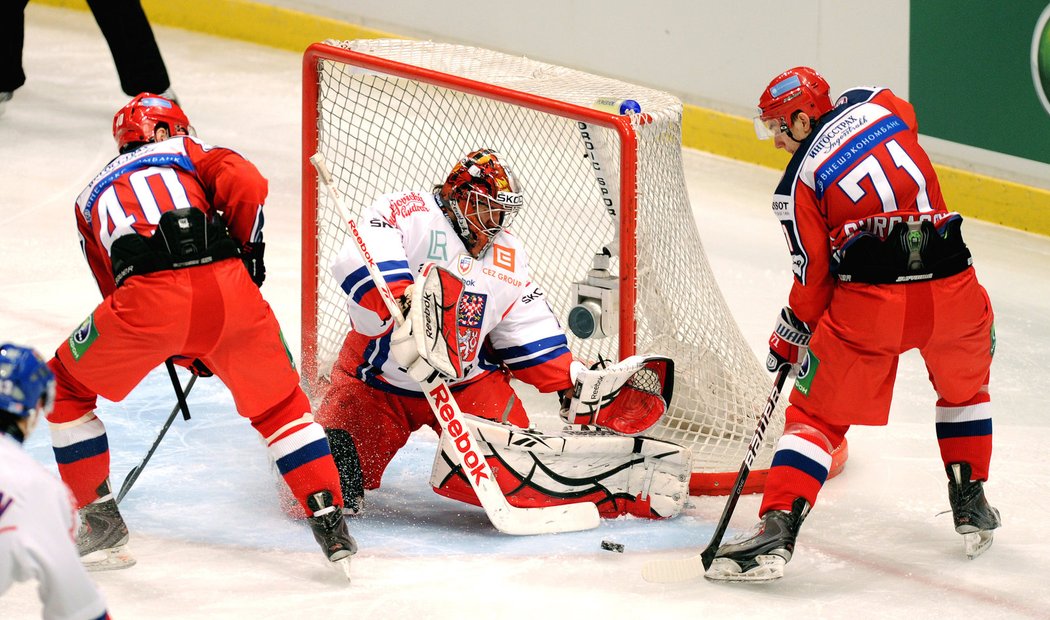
[304,39,786,488]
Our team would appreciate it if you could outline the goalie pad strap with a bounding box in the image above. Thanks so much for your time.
[430,414,692,519]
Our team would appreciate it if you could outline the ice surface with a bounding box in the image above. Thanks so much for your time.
[3,5,1049,619]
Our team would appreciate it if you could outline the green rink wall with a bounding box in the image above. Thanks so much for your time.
[37,0,1050,237]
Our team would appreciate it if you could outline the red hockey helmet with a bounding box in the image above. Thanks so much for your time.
[438,149,523,258]
[755,67,833,139]
[113,93,193,152]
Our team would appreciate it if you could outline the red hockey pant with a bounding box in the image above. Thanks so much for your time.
[47,260,342,511]
[761,268,995,515]
[315,356,529,490]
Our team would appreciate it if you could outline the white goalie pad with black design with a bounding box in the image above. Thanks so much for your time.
[430,414,692,519]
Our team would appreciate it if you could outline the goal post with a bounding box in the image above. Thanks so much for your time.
[301,39,846,496]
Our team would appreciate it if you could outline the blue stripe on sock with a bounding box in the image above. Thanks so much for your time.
[52,434,108,465]
[770,449,829,485]
[936,418,993,439]
[275,438,332,475]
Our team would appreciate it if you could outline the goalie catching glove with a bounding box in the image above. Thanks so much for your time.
[390,263,468,382]
[560,355,675,435]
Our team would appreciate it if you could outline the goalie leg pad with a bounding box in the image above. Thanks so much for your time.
[430,415,692,519]
[325,428,365,514]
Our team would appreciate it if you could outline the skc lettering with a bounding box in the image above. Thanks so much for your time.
[521,287,543,304]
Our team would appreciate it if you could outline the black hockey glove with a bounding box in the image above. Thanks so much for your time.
[242,242,266,287]
[767,306,811,372]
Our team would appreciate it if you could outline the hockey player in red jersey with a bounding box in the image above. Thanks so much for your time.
[46,93,355,573]
[311,149,688,523]
[708,68,999,581]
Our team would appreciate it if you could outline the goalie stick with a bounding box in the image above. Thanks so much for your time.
[641,365,791,583]
[310,153,600,535]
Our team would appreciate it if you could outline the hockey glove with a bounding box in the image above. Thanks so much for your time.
[767,306,811,372]
[561,355,675,435]
[390,321,434,384]
[242,242,266,287]
[388,266,469,382]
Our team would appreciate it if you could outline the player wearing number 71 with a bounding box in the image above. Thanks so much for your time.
[706,68,999,581]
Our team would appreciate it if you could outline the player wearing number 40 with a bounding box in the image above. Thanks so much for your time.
[44,93,355,577]
[707,68,999,581]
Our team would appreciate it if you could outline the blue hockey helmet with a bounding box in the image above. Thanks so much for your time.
[0,343,55,420]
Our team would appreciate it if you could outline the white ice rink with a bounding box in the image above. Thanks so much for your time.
[3,5,1050,619]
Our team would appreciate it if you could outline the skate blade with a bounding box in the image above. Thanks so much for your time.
[326,550,353,583]
[81,545,136,571]
[705,554,785,582]
[964,530,994,559]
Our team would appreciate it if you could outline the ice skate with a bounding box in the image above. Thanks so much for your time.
[706,497,810,582]
[77,498,135,571]
[947,462,1000,559]
[307,490,358,581]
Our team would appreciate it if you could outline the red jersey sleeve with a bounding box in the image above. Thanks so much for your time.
[76,206,117,299]
[786,181,834,326]
[185,139,268,245]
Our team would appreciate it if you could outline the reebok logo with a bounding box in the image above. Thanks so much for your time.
[428,383,490,485]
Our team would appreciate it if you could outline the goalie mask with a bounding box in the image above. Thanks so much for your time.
[437,149,523,258]
[113,92,194,153]
[754,66,832,141]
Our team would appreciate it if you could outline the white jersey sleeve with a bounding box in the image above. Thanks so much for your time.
[329,191,434,337]
[487,278,575,393]
[0,435,108,620]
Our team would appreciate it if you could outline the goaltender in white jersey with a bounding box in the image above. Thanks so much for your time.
[332,188,559,394]
[310,149,691,523]
[0,343,109,620]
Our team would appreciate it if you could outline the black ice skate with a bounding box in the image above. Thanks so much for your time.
[307,490,358,581]
[947,462,1001,559]
[706,497,810,582]
[77,497,135,571]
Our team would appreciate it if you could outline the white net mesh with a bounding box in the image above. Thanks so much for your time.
[304,39,787,488]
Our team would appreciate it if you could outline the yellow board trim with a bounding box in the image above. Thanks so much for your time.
[35,0,1049,236]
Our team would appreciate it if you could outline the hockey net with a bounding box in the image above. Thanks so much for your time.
[301,39,846,495]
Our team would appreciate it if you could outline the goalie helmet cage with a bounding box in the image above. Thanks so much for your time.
[301,39,846,495]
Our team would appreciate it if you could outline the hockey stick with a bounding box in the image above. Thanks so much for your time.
[641,365,791,583]
[310,153,600,535]
[116,359,196,504]
[575,109,621,260]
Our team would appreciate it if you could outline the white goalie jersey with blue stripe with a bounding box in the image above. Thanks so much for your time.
[330,190,574,394]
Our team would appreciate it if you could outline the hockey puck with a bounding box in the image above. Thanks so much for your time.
[600,539,625,553]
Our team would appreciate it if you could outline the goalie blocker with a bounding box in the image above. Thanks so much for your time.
[431,414,692,519]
